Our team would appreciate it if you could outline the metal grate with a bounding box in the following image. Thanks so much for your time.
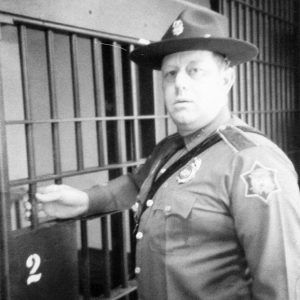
[214,0,299,162]
[0,22,170,299]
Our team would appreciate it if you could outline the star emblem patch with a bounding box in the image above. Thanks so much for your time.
[241,161,281,203]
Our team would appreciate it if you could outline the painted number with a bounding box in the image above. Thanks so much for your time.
[26,253,42,285]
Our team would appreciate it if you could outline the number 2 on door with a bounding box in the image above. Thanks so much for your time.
[26,254,42,285]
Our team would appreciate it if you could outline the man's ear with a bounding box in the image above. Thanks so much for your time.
[222,67,235,94]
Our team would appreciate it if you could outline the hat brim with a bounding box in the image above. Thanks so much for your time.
[130,38,258,70]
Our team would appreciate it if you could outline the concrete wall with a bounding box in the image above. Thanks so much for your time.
[0,0,210,42]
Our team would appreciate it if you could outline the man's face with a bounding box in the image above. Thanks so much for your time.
[161,50,233,135]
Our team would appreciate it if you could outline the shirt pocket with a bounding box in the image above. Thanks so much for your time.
[148,195,195,255]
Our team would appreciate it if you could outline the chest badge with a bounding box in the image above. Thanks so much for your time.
[177,157,202,184]
[241,161,281,203]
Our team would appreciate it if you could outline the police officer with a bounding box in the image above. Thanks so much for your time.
[36,7,300,300]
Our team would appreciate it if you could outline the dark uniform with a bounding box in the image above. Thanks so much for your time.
[86,114,300,300]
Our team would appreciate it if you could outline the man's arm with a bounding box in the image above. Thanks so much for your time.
[229,145,300,300]
[36,174,140,219]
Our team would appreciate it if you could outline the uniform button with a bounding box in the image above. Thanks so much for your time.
[146,199,153,207]
[135,267,141,274]
[164,205,171,213]
[131,202,139,212]
[163,183,168,188]
[136,231,143,240]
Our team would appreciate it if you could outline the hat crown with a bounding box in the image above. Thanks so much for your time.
[162,8,229,41]
[129,7,258,69]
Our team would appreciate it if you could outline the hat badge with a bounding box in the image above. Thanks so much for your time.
[172,19,184,36]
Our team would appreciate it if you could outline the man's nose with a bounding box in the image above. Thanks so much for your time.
[175,70,189,94]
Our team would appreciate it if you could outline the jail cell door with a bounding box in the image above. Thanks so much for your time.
[0,14,169,299]
[0,22,80,299]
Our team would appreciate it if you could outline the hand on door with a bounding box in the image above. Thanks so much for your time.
[35,184,89,219]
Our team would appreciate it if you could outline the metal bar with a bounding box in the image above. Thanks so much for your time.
[12,17,145,45]
[92,38,108,166]
[99,279,137,300]
[129,45,142,160]
[238,2,246,122]
[112,41,129,290]
[46,29,62,182]
[277,2,282,147]
[230,0,295,25]
[245,3,253,126]
[269,0,276,142]
[70,34,84,170]
[280,0,287,151]
[110,42,132,300]
[6,114,169,125]
[9,160,145,187]
[101,216,112,298]
[252,0,259,129]
[14,202,22,229]
[92,38,112,298]
[153,70,168,141]
[0,24,11,300]
[230,1,239,115]
[257,0,265,133]
[80,219,91,299]
[19,25,38,228]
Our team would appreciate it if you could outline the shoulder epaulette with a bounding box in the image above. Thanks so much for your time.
[217,125,258,153]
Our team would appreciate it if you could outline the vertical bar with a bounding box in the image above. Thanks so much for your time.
[153,70,168,141]
[80,220,91,300]
[237,1,246,122]
[70,34,90,299]
[70,34,84,170]
[0,23,11,300]
[112,42,129,292]
[46,30,62,182]
[129,45,142,160]
[257,0,265,133]
[101,216,112,298]
[245,2,253,126]
[276,1,283,149]
[92,39,112,297]
[19,25,38,228]
[230,1,239,116]
[92,39,108,167]
[269,0,276,143]
[263,1,270,137]
[252,0,259,129]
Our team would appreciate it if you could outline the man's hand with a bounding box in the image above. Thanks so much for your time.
[35,184,89,219]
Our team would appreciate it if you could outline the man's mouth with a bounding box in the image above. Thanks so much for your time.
[174,98,193,104]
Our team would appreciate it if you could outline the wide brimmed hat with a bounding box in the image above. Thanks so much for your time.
[130,7,258,70]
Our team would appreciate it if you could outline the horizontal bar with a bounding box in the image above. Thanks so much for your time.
[9,15,149,46]
[10,210,121,235]
[231,0,297,25]
[9,159,145,187]
[5,114,169,125]
[98,279,137,300]
[233,109,300,114]
[253,59,297,69]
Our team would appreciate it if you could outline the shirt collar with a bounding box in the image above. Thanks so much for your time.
[182,109,234,151]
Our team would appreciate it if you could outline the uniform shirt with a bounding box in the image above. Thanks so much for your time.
[87,116,300,300]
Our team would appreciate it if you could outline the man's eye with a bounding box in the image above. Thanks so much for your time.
[189,67,200,76]
[163,70,177,80]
